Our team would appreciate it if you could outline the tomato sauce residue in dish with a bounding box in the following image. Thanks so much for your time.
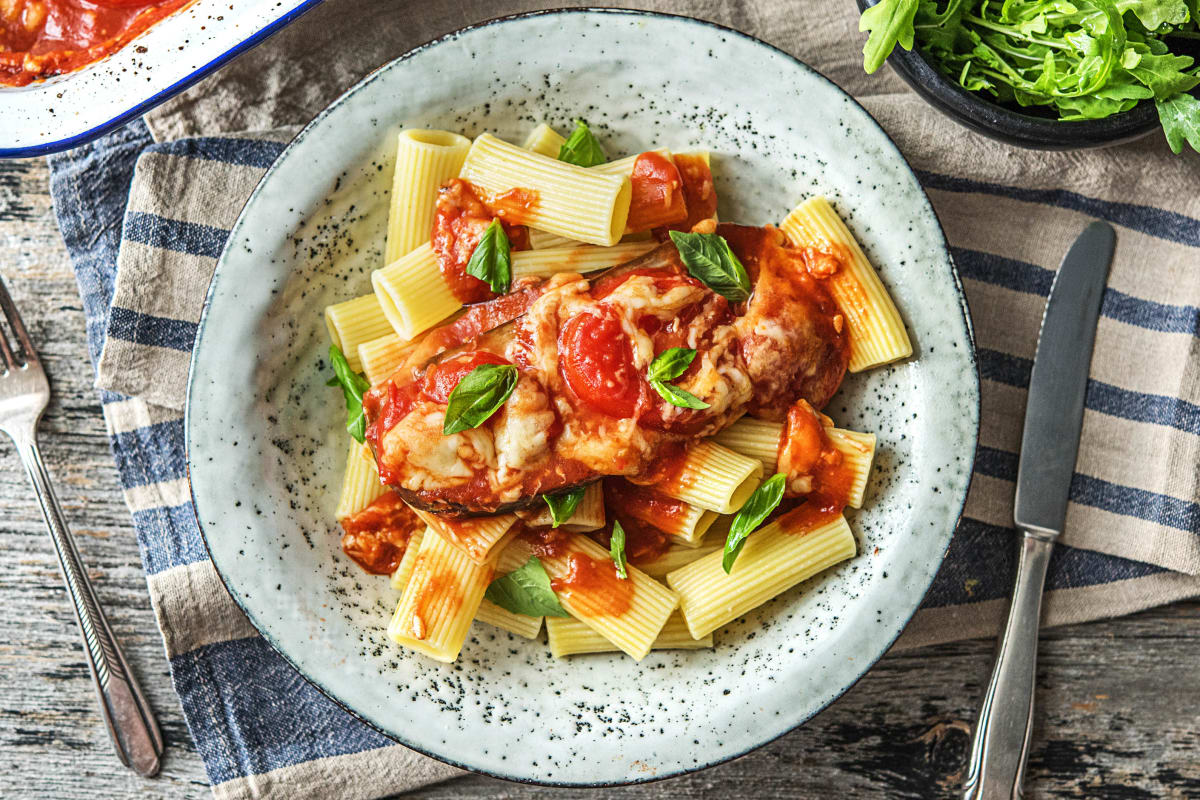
[551,552,633,617]
[670,152,718,232]
[603,478,689,533]
[339,491,422,575]
[408,568,463,640]
[432,178,533,304]
[777,401,856,529]
[626,151,687,232]
[598,512,672,566]
[0,0,193,86]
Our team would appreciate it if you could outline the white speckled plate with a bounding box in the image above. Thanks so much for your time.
[187,9,979,786]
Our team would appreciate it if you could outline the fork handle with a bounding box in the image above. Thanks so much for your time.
[15,432,163,777]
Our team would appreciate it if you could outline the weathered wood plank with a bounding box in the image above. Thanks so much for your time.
[2,156,1197,800]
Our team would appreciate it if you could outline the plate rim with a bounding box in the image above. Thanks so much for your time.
[185,6,981,787]
[0,0,324,158]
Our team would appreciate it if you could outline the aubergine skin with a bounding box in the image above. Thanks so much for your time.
[395,480,599,519]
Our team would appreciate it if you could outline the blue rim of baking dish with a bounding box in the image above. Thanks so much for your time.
[186,6,981,788]
[0,0,325,159]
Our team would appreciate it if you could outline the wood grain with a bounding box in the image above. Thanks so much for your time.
[1,156,1197,800]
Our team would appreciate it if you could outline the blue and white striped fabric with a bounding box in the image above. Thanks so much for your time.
[46,95,1200,797]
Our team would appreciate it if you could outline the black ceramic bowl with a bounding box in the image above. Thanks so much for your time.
[855,0,1161,149]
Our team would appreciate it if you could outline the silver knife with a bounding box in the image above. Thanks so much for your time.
[962,220,1116,800]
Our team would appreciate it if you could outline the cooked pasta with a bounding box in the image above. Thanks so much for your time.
[387,527,493,662]
[459,133,632,246]
[334,440,387,520]
[634,539,723,578]
[504,532,678,660]
[528,229,582,250]
[523,483,606,531]
[411,507,518,564]
[472,541,544,638]
[324,294,394,372]
[667,514,856,639]
[648,441,763,515]
[371,242,460,340]
[547,611,710,657]
[511,241,656,279]
[385,129,471,264]
[357,333,416,386]
[780,196,912,372]
[389,526,425,591]
[522,123,566,158]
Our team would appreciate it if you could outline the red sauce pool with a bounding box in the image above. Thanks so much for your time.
[0,0,194,86]
[431,179,533,304]
[776,402,856,529]
[339,491,422,575]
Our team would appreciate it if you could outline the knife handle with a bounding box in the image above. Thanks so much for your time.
[962,531,1055,800]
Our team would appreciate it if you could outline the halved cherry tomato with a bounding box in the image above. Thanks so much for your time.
[559,309,641,418]
[627,152,687,232]
[421,351,510,404]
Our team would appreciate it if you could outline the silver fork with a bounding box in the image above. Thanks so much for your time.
[0,274,162,777]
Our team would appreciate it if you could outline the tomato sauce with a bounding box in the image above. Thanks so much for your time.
[558,306,642,419]
[670,153,718,232]
[339,491,422,575]
[602,478,689,532]
[0,0,193,86]
[626,151,688,233]
[776,401,856,530]
[550,552,633,617]
[431,179,533,304]
[419,350,510,404]
[594,513,672,566]
[408,569,462,640]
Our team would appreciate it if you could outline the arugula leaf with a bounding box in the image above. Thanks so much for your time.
[860,0,920,73]
[1125,0,1190,31]
[544,487,585,528]
[647,347,710,410]
[484,557,571,617]
[465,220,511,295]
[442,363,518,435]
[1157,92,1200,153]
[667,231,751,303]
[722,474,788,574]
[1128,52,1200,98]
[327,345,371,443]
[557,120,607,167]
[610,520,628,580]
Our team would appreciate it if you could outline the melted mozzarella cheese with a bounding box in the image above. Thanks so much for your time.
[381,406,496,492]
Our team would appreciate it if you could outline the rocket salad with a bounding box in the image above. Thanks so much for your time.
[859,0,1200,153]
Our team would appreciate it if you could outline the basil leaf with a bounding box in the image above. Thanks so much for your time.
[610,520,628,580]
[465,220,511,295]
[650,379,711,410]
[442,363,518,435]
[544,487,585,528]
[327,345,371,444]
[723,473,787,574]
[859,0,919,74]
[484,556,570,617]
[1158,93,1200,155]
[557,119,607,167]
[668,231,751,303]
[647,347,697,383]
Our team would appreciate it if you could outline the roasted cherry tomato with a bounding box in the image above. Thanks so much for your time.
[421,351,510,404]
[559,308,641,418]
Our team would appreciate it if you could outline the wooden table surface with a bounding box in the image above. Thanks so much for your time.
[0,154,1197,800]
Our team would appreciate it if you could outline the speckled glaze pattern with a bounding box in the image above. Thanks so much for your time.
[186,9,980,786]
[0,0,319,156]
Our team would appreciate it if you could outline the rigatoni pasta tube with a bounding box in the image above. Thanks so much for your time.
[371,242,461,340]
[511,241,655,280]
[713,418,876,509]
[547,612,711,658]
[385,129,471,264]
[528,229,582,250]
[460,133,632,246]
[649,441,763,514]
[357,333,416,387]
[410,506,518,564]
[522,123,565,158]
[504,532,678,660]
[604,479,717,545]
[387,528,492,662]
[589,148,671,177]
[334,441,387,520]
[389,527,425,591]
[634,540,722,579]
[522,483,606,532]
[473,540,543,638]
[781,196,912,372]
[324,294,394,373]
[667,514,856,639]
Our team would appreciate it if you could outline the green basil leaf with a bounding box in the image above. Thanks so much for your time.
[667,230,751,303]
[859,0,919,74]
[442,363,518,435]
[650,379,711,410]
[723,473,788,574]
[327,345,372,444]
[610,520,628,580]
[647,347,698,383]
[465,220,511,295]
[544,487,585,528]
[484,556,570,617]
[557,119,607,167]
[1157,92,1200,155]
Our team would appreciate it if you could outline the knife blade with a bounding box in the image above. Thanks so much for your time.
[1013,220,1115,537]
